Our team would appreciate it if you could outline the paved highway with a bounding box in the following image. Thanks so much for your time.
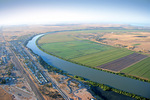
[9,45,45,100]
[22,45,70,100]
[0,29,45,100]
[43,70,70,100]
[1,28,45,100]
[2,30,70,100]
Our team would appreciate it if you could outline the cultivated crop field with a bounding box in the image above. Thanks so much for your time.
[38,31,134,68]
[37,29,150,80]
[121,57,150,79]
[97,53,147,71]
[72,48,133,67]
[39,40,114,59]
[38,33,77,44]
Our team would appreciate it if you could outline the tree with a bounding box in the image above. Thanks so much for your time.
[1,79,6,84]
[8,70,11,76]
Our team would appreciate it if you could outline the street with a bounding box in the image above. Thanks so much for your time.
[10,47,45,100]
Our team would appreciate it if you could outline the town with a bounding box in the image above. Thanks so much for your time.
[0,27,95,100]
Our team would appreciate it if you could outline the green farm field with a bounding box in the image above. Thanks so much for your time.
[121,57,150,80]
[38,33,76,44]
[72,48,133,67]
[39,40,113,59]
[37,32,133,67]
[37,30,150,80]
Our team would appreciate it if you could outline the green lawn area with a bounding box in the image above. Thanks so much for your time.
[121,57,150,80]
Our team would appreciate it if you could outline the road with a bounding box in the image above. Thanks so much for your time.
[9,45,45,100]
[22,45,70,100]
[43,70,70,100]
[1,27,70,100]
[0,29,44,100]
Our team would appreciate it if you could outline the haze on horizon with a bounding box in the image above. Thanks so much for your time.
[0,0,150,26]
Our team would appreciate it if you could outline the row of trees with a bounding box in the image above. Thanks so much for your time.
[84,79,148,100]
[72,74,149,99]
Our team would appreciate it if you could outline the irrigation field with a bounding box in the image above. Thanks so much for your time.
[72,48,133,67]
[38,40,116,59]
[97,53,147,71]
[38,32,134,68]
[121,57,150,79]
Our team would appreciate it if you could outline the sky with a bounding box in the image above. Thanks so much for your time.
[0,0,150,25]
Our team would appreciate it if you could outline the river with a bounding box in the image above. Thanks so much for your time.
[27,33,150,99]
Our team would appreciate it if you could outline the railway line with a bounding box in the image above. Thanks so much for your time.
[22,45,70,100]
[9,45,45,100]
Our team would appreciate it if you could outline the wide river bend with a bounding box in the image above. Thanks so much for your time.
[27,33,150,99]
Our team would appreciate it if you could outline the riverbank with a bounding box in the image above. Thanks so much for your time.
[37,53,141,100]
[27,33,150,99]
[36,33,150,83]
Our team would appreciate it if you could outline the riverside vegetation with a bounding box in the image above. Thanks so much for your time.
[27,29,150,99]
[37,54,149,100]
